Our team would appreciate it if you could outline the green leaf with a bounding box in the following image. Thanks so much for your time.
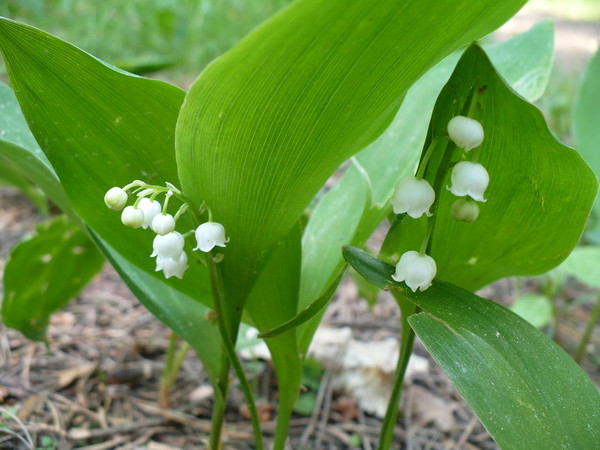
[384,45,597,291]
[0,18,211,305]
[408,285,600,449]
[344,246,600,448]
[0,82,70,213]
[0,18,223,386]
[2,215,104,341]
[258,266,346,339]
[485,20,554,102]
[509,294,553,328]
[574,46,600,213]
[176,0,527,309]
[297,21,555,352]
[0,156,48,214]
[90,232,222,383]
[245,222,303,442]
[556,246,600,291]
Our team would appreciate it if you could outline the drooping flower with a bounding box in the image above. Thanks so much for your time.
[392,250,437,292]
[156,252,188,279]
[392,176,435,219]
[104,187,128,211]
[138,197,162,229]
[448,116,484,151]
[448,161,489,202]
[121,206,144,228]
[451,198,480,222]
[151,231,185,260]
[194,222,229,252]
[152,213,176,236]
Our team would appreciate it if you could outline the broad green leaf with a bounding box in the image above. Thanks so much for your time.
[2,215,104,341]
[176,0,527,311]
[384,45,597,291]
[0,82,70,213]
[0,19,222,385]
[556,246,600,291]
[574,46,600,213]
[344,246,600,448]
[90,232,222,384]
[0,18,211,305]
[0,156,48,214]
[509,293,553,328]
[245,223,303,442]
[485,20,554,102]
[297,22,555,351]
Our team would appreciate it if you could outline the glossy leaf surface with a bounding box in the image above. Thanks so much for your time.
[383,45,597,291]
[344,246,600,449]
[176,0,527,309]
[574,46,600,213]
[0,18,221,379]
[2,216,104,341]
[298,22,555,351]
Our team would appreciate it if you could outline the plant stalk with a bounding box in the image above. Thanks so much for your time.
[209,351,232,449]
[206,254,264,449]
[159,332,190,408]
[378,295,417,449]
[574,293,600,363]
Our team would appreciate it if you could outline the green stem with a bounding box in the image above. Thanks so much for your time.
[206,255,264,449]
[209,351,232,449]
[415,137,441,180]
[378,295,417,449]
[272,362,302,450]
[159,333,191,408]
[574,293,600,363]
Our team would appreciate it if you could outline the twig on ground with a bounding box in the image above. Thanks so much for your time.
[299,371,332,447]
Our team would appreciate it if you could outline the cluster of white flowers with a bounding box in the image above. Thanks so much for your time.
[389,115,488,292]
[104,181,229,280]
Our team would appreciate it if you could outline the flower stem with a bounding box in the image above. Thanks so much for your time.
[378,294,418,449]
[574,293,600,363]
[415,137,441,180]
[158,332,190,408]
[209,352,231,449]
[206,255,264,449]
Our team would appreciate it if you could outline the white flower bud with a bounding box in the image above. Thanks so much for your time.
[104,187,128,210]
[448,161,489,202]
[151,232,185,260]
[451,198,480,222]
[156,252,188,279]
[392,176,435,219]
[448,116,484,151]
[121,206,144,228]
[138,197,162,229]
[151,213,176,235]
[392,250,436,292]
[194,222,229,252]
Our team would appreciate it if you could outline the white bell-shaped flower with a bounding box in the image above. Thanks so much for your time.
[121,206,144,228]
[104,187,128,211]
[194,222,229,252]
[448,116,484,151]
[392,250,437,292]
[152,213,176,236]
[448,161,489,202]
[138,198,162,229]
[451,198,480,222]
[151,232,185,260]
[392,176,435,219]
[156,252,188,279]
